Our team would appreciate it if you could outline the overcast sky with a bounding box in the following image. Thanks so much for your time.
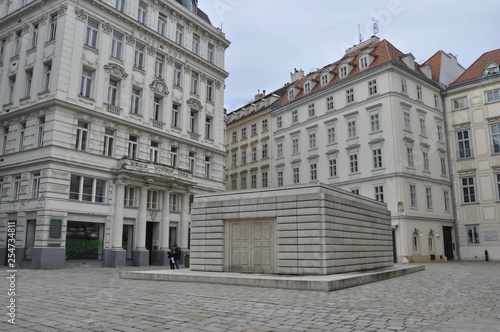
[200,0,500,111]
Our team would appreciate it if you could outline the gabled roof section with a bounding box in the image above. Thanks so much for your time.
[275,38,434,109]
[424,50,443,83]
[450,49,500,86]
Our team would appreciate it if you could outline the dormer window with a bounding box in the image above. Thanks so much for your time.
[339,65,348,78]
[288,89,295,100]
[321,74,329,86]
[304,82,311,93]
[359,56,369,70]
[484,63,500,76]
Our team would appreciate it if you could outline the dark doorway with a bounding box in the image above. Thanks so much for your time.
[392,229,397,263]
[443,226,454,261]
[146,222,154,264]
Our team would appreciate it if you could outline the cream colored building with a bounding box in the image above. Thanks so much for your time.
[0,0,229,268]
[225,87,287,191]
[446,50,500,261]
[272,37,463,263]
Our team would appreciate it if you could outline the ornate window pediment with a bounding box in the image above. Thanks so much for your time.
[104,63,128,79]
[150,79,169,96]
[187,98,203,110]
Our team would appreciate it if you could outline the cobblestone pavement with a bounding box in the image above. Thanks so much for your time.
[1,262,499,332]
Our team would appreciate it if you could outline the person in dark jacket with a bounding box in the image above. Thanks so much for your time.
[167,250,175,269]
[172,245,181,269]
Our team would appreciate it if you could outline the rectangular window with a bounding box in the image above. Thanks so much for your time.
[251,123,257,135]
[310,163,317,181]
[124,186,136,207]
[423,151,430,172]
[262,119,268,131]
[416,85,423,100]
[0,39,6,63]
[326,96,334,110]
[12,176,22,201]
[437,123,444,142]
[425,186,433,209]
[241,150,247,164]
[111,31,123,59]
[155,53,165,78]
[401,77,407,93]
[304,82,311,93]
[251,174,257,189]
[452,96,467,110]
[240,128,246,139]
[174,63,182,86]
[419,116,427,136]
[115,0,125,12]
[293,166,300,184]
[277,116,282,128]
[403,109,411,131]
[461,176,476,203]
[18,122,26,151]
[486,89,500,103]
[205,117,212,139]
[170,146,178,167]
[204,156,211,178]
[188,152,196,174]
[292,110,298,123]
[8,76,16,103]
[207,43,215,63]
[240,175,247,189]
[434,93,440,108]
[172,104,180,128]
[147,190,159,209]
[192,34,200,54]
[75,121,89,151]
[157,12,168,34]
[190,111,198,133]
[327,127,336,144]
[457,129,472,159]
[308,103,315,117]
[349,154,358,173]
[25,70,33,98]
[262,172,268,188]
[80,68,93,98]
[191,71,199,94]
[443,190,450,212]
[276,143,283,158]
[14,30,22,56]
[292,138,299,154]
[153,96,162,121]
[103,127,115,157]
[138,1,148,24]
[31,23,39,49]
[491,123,500,153]
[207,80,214,102]
[43,62,52,91]
[134,42,145,69]
[37,116,45,148]
[329,159,337,177]
[108,79,118,105]
[347,119,357,138]
[168,193,179,212]
[130,87,141,114]
[176,24,184,45]
[149,141,160,163]
[1,127,8,155]
[31,172,41,198]
[309,132,316,149]
[440,156,447,176]
[321,74,329,86]
[251,146,257,162]
[277,171,283,187]
[410,184,417,207]
[407,147,414,167]
[346,88,354,103]
[368,79,377,95]
[85,18,99,48]
[466,225,480,244]
[231,131,237,143]
[230,178,237,190]
[262,144,268,159]
[370,113,380,132]
[359,57,368,69]
[373,148,383,169]
[69,175,106,203]
[497,173,500,200]
[231,153,237,167]
[374,186,384,202]
[128,135,138,159]
[49,13,58,41]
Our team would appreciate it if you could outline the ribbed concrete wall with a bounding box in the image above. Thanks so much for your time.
[191,183,393,275]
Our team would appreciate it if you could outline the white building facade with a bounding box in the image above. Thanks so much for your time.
[446,51,500,261]
[0,0,229,268]
[272,38,458,263]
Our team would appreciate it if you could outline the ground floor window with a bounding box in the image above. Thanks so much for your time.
[466,225,480,244]
[66,221,103,260]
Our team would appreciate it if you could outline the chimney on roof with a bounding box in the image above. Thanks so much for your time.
[290,68,304,83]
[254,89,264,100]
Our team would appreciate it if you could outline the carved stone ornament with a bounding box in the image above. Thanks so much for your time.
[147,46,156,56]
[126,34,135,45]
[22,23,30,34]
[102,22,113,34]
[187,98,203,111]
[58,3,68,15]
[75,8,88,21]
[104,63,128,79]
[150,79,169,96]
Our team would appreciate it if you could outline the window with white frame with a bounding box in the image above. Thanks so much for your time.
[461,176,476,203]
[440,156,447,176]
[434,93,440,108]
[192,34,200,55]
[251,174,257,189]
[277,171,283,187]
[190,71,199,94]
[346,88,354,103]
[251,146,257,162]
[490,123,500,153]
[262,144,268,159]
[0,177,3,202]
[276,142,283,158]
[370,113,380,132]
[43,62,52,91]
[310,163,317,181]
[25,69,33,98]
[423,151,430,172]
[85,18,99,48]
[123,186,135,207]
[241,175,247,189]
[437,123,444,142]
[158,12,167,35]
[231,131,237,143]
[403,108,411,131]
[130,87,141,114]
[486,89,500,103]
[170,193,179,212]
[31,171,41,198]
[137,1,148,23]
[428,237,434,252]
[37,116,45,148]
[175,24,184,45]
[75,121,89,151]
[241,127,247,139]
[321,74,329,86]
[326,96,334,110]
[128,135,138,159]
[277,116,283,129]
[12,176,22,201]
[406,146,414,167]
[351,189,359,195]
[134,42,145,69]
[347,118,357,138]
[103,127,115,157]
[457,129,472,159]
[1,127,8,155]
[48,13,58,41]
[8,76,16,103]
[443,190,450,212]
[329,158,337,177]
[251,123,257,135]
[452,96,467,110]
[14,30,22,56]
[31,23,39,49]
[190,111,198,133]
[170,146,178,167]
[416,85,423,100]
[368,79,377,95]
[111,31,123,59]
[292,137,299,154]
[152,96,162,121]
[155,53,165,78]
[115,0,125,11]
[262,172,268,188]
[496,173,500,200]
[288,90,295,100]
[304,82,311,93]
[207,43,215,63]
[308,103,315,117]
[327,125,336,144]
[466,225,480,244]
[241,150,247,164]
[339,65,348,78]
[150,141,160,163]
[359,56,368,70]
[0,39,6,63]
[372,148,383,169]
[80,68,94,98]
[147,190,159,209]
[419,115,427,136]
[292,110,298,123]
[188,152,196,174]
[231,178,237,190]
[425,186,433,209]
[107,79,119,105]
[69,175,106,203]
[18,122,26,151]
[409,184,417,207]
[374,185,384,202]
[204,156,211,178]
[262,119,268,131]
[412,233,418,252]
[349,154,358,173]
[293,166,300,184]
[309,132,317,149]
[172,103,180,128]
[231,153,237,167]
[207,80,214,102]
[401,77,407,93]
[174,62,182,87]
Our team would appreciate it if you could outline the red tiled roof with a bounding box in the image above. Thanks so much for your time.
[424,50,443,83]
[450,49,500,86]
[276,38,433,108]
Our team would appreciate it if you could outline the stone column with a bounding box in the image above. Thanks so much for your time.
[133,185,149,266]
[108,178,126,267]
[179,192,190,251]
[157,189,170,266]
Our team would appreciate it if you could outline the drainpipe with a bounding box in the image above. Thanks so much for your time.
[441,89,461,261]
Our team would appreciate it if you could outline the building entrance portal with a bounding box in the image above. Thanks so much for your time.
[228,220,274,274]
[443,226,454,261]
